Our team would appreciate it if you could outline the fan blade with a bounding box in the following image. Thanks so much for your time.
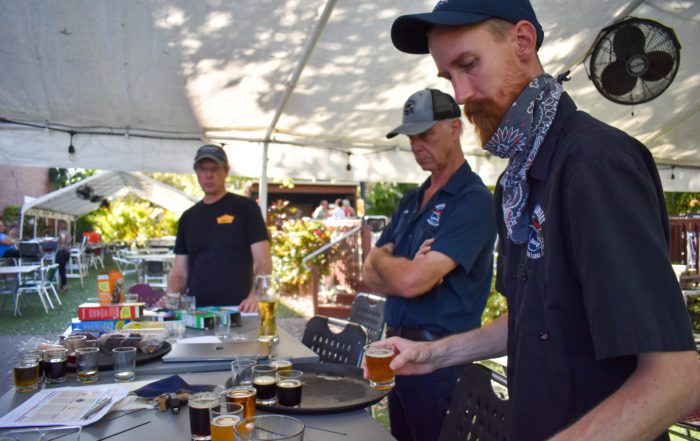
[601,60,638,96]
[641,51,674,82]
[612,24,645,60]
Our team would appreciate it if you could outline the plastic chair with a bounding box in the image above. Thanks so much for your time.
[14,265,53,315]
[349,293,386,343]
[18,241,44,265]
[143,260,168,288]
[66,236,88,286]
[302,315,367,366]
[437,363,509,441]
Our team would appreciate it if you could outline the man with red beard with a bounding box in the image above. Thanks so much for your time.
[366,0,700,440]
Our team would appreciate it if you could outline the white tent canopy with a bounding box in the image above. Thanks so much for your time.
[1,1,699,191]
[20,171,197,238]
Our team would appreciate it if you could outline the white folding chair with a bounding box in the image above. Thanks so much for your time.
[14,265,52,315]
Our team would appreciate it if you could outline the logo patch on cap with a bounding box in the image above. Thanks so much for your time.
[403,99,415,117]
[433,0,448,11]
[527,205,545,259]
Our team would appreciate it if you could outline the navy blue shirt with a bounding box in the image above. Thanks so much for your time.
[377,161,496,335]
[496,93,694,441]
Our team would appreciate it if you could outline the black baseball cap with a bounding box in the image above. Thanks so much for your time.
[194,144,228,168]
[392,0,544,54]
[387,89,461,139]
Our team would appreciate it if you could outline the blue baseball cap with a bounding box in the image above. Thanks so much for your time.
[392,0,544,54]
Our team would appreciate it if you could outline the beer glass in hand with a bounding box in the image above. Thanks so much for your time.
[254,275,279,342]
[364,344,396,390]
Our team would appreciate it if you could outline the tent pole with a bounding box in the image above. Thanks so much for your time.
[19,212,25,241]
[257,0,337,216]
[259,142,269,218]
[33,216,37,239]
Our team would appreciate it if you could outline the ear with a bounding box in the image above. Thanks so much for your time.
[512,20,538,59]
[450,118,462,139]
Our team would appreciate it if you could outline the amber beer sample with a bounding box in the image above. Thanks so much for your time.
[13,360,40,392]
[364,345,396,390]
[209,403,242,441]
[269,354,292,372]
[189,392,220,441]
[224,386,256,418]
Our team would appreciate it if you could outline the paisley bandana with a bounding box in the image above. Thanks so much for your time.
[484,74,563,244]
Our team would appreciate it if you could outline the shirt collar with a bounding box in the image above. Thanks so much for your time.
[420,161,476,196]
[529,92,577,182]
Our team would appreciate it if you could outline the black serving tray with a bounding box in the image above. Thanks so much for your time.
[225,362,389,415]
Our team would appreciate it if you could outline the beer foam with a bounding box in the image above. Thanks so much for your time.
[365,348,394,358]
[253,375,276,385]
[212,415,239,427]
[277,379,301,388]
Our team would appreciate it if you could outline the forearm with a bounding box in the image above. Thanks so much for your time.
[433,314,509,368]
[362,253,396,295]
[550,351,700,441]
[167,272,187,293]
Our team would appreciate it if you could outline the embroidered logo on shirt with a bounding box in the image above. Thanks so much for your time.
[427,203,446,227]
[216,214,235,224]
[527,205,545,259]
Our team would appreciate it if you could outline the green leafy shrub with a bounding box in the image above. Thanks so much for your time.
[269,217,332,294]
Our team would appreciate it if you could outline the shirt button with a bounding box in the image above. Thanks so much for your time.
[539,331,549,341]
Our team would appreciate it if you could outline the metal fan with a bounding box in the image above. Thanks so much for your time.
[587,17,681,105]
[75,185,94,200]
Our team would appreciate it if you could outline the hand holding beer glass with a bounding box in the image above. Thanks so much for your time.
[364,344,396,390]
[255,275,279,342]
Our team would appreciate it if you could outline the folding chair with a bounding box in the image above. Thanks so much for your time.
[302,315,367,366]
[349,293,386,343]
[143,260,168,288]
[113,250,139,276]
[437,363,509,441]
[43,264,61,306]
[15,265,52,315]
[66,236,88,287]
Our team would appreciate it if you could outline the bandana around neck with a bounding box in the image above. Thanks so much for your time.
[484,74,563,244]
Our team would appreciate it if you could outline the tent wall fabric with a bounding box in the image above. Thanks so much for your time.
[1,1,699,189]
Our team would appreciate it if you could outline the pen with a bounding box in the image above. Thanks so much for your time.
[81,397,112,420]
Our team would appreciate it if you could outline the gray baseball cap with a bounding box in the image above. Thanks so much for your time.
[194,144,228,168]
[386,89,461,139]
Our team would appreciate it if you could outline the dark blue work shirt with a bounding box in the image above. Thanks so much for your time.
[377,161,496,335]
[496,93,694,441]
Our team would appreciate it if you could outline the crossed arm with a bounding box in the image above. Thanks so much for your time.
[362,239,457,298]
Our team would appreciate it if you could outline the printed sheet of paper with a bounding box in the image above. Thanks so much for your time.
[0,386,128,428]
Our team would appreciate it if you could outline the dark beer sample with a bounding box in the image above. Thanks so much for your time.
[276,379,302,406]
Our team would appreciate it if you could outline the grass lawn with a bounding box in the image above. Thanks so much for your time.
[0,254,300,335]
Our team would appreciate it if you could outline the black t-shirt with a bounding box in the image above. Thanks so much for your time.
[496,94,694,441]
[174,193,269,306]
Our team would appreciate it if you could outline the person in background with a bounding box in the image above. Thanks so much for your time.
[0,220,19,259]
[331,198,346,219]
[363,88,496,441]
[312,199,331,219]
[168,144,271,312]
[342,199,356,218]
[55,221,72,291]
[370,1,700,440]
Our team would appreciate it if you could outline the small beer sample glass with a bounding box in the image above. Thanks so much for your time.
[44,347,68,384]
[76,347,100,383]
[13,350,41,392]
[64,334,87,365]
[364,344,396,390]
[188,391,220,441]
[230,355,257,386]
[235,415,305,441]
[252,364,277,405]
[269,353,292,372]
[112,347,136,382]
[254,275,279,342]
[276,370,303,407]
[209,402,243,441]
[224,386,257,419]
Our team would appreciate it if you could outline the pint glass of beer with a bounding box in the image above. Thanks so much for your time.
[255,275,279,342]
[364,344,396,390]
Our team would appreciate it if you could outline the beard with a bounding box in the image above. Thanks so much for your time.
[464,66,533,146]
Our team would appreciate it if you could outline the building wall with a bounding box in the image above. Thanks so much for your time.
[0,165,51,215]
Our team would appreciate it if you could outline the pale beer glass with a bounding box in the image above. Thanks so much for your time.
[255,275,279,342]
[364,344,396,390]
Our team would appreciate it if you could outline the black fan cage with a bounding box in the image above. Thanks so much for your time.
[587,17,681,105]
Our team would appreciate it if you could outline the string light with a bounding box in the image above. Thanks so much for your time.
[346,153,352,171]
[68,131,76,159]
